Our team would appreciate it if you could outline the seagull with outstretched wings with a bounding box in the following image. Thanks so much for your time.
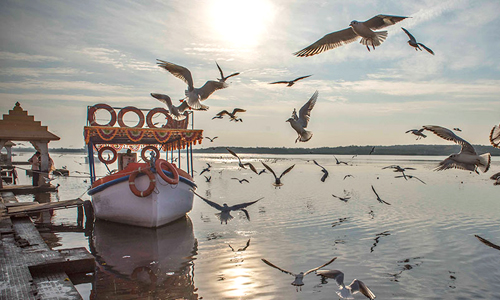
[313,160,329,182]
[216,61,240,82]
[150,93,189,120]
[269,75,312,87]
[316,269,376,299]
[371,185,391,205]
[226,148,259,174]
[294,14,408,56]
[192,190,262,224]
[261,162,295,188]
[401,27,434,55]
[287,90,318,143]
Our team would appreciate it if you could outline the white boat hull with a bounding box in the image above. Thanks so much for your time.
[90,172,195,228]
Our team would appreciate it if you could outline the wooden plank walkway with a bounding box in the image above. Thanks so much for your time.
[5,198,84,216]
[0,184,57,195]
[0,194,94,299]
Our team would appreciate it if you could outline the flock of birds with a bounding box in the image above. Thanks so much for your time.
[145,13,500,299]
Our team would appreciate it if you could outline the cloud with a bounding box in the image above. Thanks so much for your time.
[0,67,92,78]
[0,79,135,94]
[0,51,63,62]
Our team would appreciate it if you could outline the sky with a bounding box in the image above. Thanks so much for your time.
[1,0,499,149]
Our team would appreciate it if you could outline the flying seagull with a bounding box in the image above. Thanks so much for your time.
[371,185,391,205]
[294,14,408,56]
[228,239,251,252]
[213,108,246,122]
[150,93,189,120]
[313,160,329,182]
[215,61,240,82]
[490,123,500,149]
[401,27,434,55]
[369,146,376,155]
[156,59,227,110]
[475,235,500,251]
[423,125,491,174]
[332,194,351,203]
[269,75,312,87]
[406,128,426,140]
[382,165,416,180]
[192,190,262,224]
[204,175,212,183]
[316,269,376,300]
[334,156,349,165]
[226,148,259,174]
[453,128,462,132]
[343,174,354,180]
[261,162,295,188]
[490,172,500,186]
[199,163,211,175]
[261,257,337,290]
[287,90,318,143]
[231,177,250,184]
[395,174,426,184]
[205,136,218,142]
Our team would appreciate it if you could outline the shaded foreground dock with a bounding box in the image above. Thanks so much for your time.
[1,192,95,299]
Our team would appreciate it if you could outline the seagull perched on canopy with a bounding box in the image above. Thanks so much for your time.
[287,90,318,143]
[215,61,240,82]
[261,257,337,290]
[156,59,227,111]
[490,123,500,149]
[192,190,262,224]
[294,14,408,56]
[269,75,312,87]
[261,162,295,188]
[401,27,434,55]
[150,93,189,120]
[423,125,491,174]
[406,128,426,140]
[316,269,376,299]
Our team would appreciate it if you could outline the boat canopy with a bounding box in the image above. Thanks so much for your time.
[84,104,203,183]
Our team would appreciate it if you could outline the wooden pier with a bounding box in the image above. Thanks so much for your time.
[0,192,95,299]
[0,184,58,195]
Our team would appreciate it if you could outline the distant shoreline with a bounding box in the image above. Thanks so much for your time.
[9,144,500,156]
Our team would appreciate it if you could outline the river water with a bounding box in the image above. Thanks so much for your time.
[12,152,500,299]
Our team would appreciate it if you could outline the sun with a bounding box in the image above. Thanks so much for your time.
[209,0,275,47]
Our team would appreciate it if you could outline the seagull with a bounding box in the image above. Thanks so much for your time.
[490,172,500,186]
[371,185,391,205]
[490,123,500,148]
[204,175,212,182]
[261,257,337,290]
[257,169,267,175]
[423,125,491,174]
[269,75,312,87]
[313,160,329,182]
[215,61,240,82]
[261,162,295,188]
[369,146,376,155]
[401,27,434,55]
[475,235,500,251]
[294,14,408,56]
[226,148,259,174]
[382,165,416,180]
[316,269,376,300]
[156,59,227,110]
[453,128,462,132]
[213,108,246,122]
[406,128,426,140]
[332,194,351,203]
[150,93,189,120]
[228,239,251,252]
[192,190,262,224]
[231,177,250,184]
[343,174,354,180]
[395,175,426,184]
[334,156,349,165]
[286,90,318,143]
[205,136,218,142]
[200,163,211,175]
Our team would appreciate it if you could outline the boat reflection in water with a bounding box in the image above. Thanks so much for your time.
[90,216,198,299]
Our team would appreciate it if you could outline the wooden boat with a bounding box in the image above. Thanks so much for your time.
[84,104,203,227]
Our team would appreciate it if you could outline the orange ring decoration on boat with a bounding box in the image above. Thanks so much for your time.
[128,167,156,197]
[155,159,179,185]
[141,146,160,162]
[117,106,145,128]
[88,104,117,126]
[146,107,170,128]
[98,146,118,164]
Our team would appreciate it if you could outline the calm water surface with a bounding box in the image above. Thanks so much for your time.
[13,153,500,299]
